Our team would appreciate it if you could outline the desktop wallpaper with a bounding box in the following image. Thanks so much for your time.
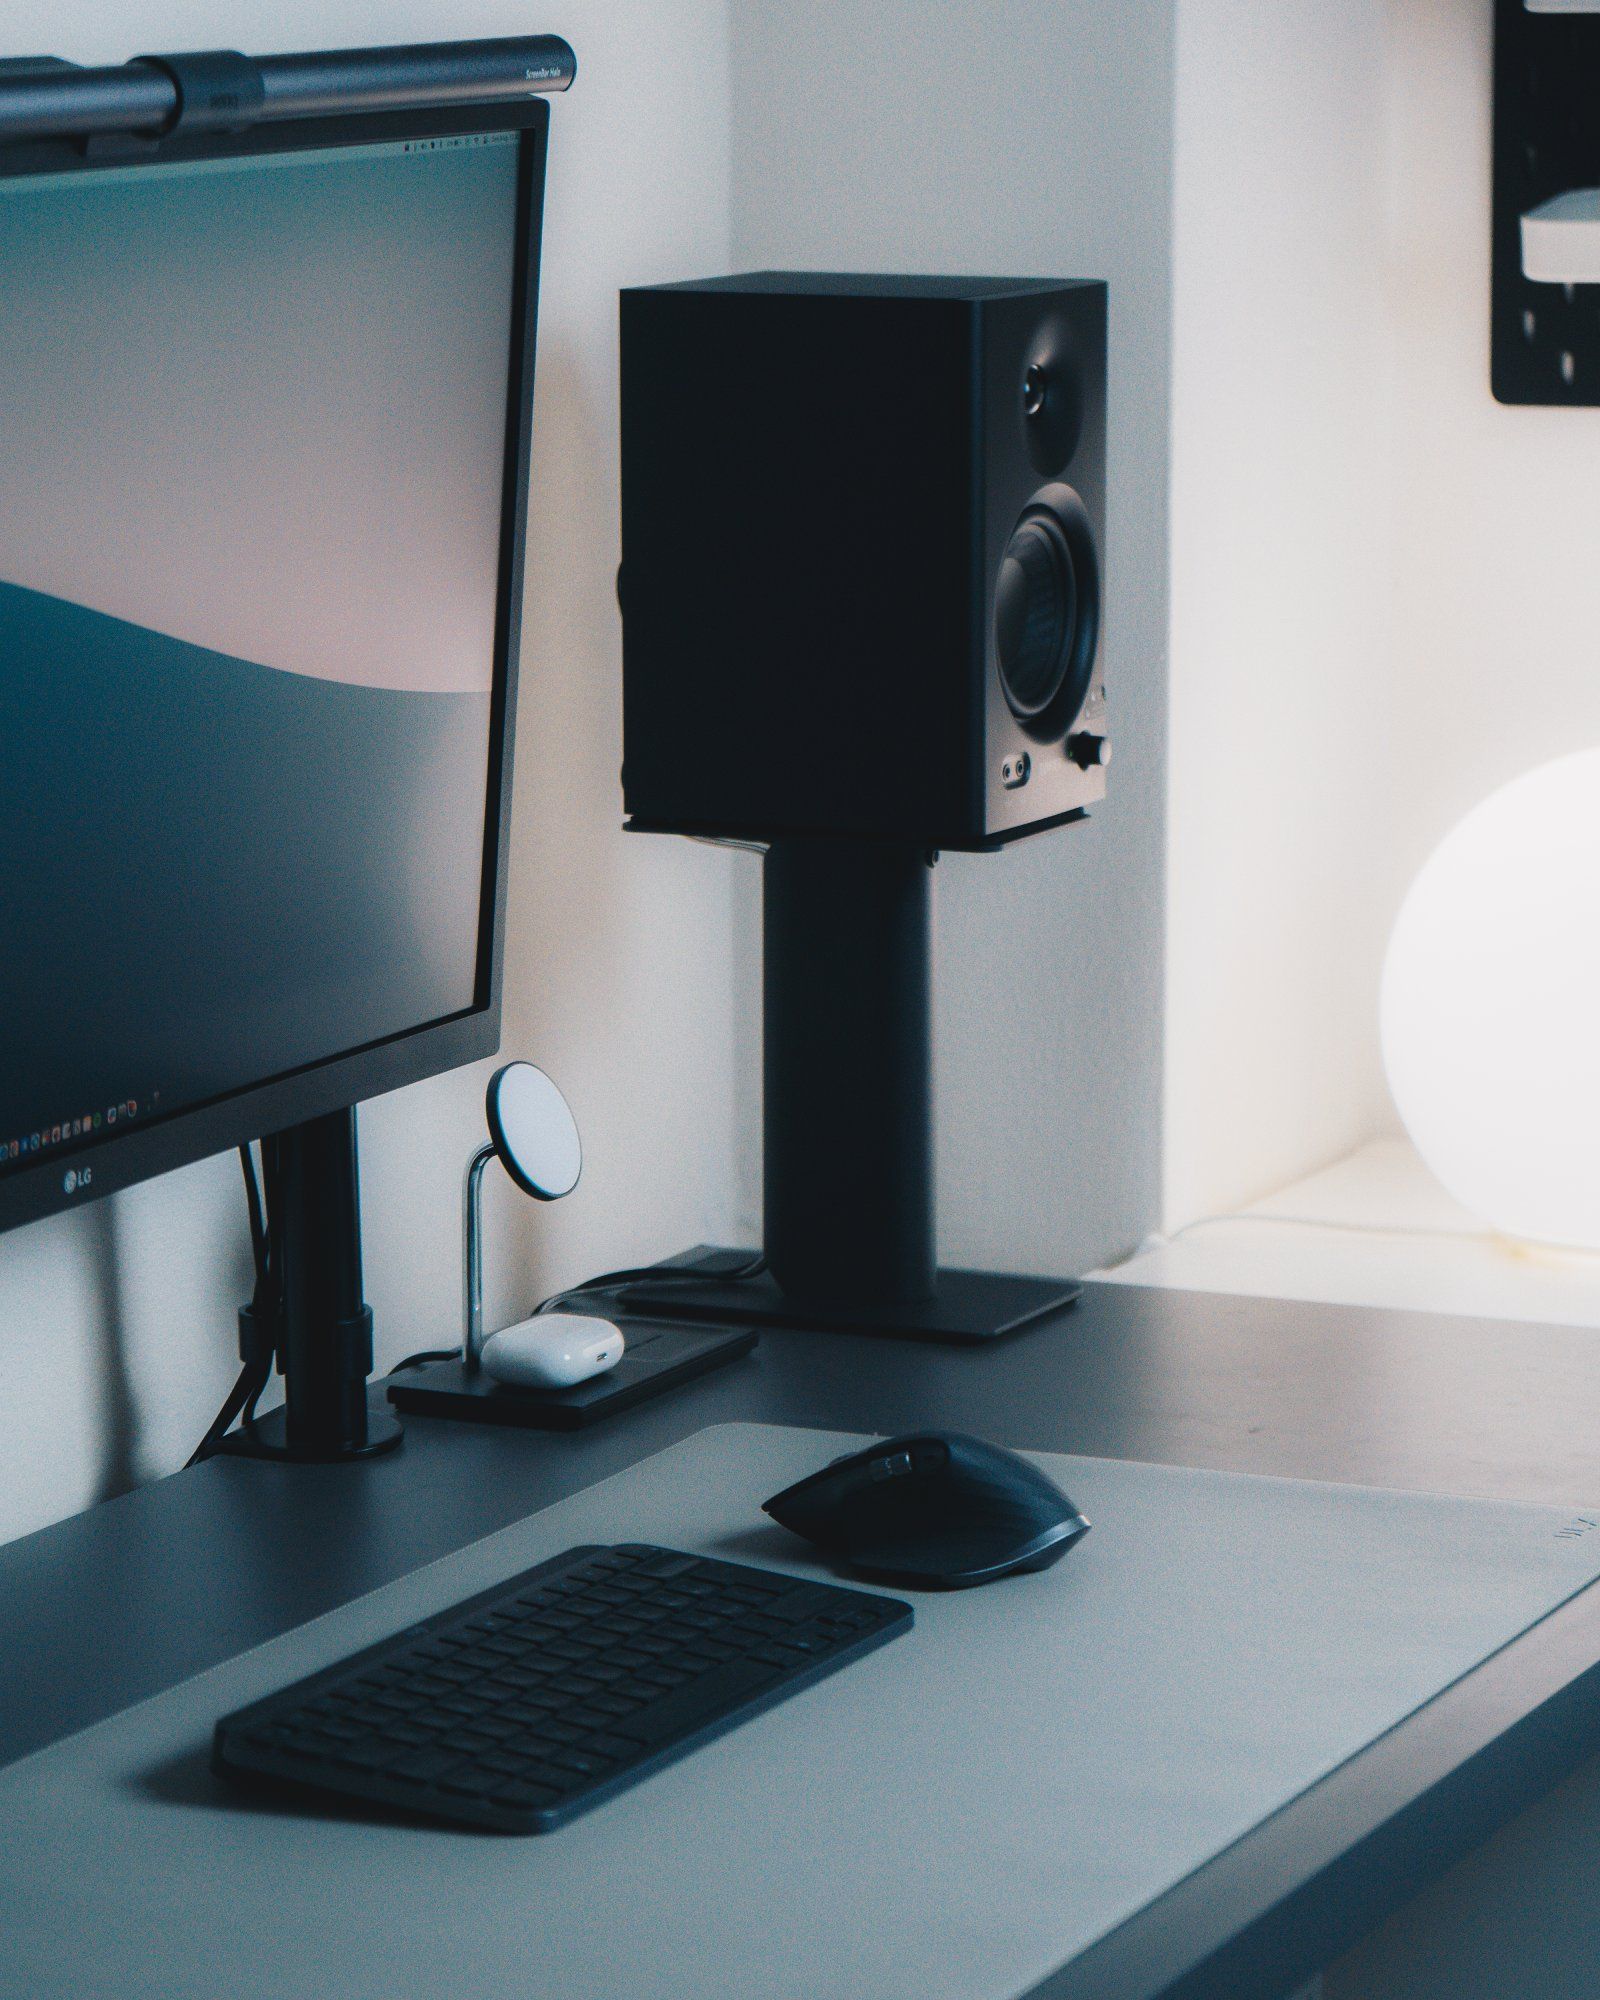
[0,135,520,1169]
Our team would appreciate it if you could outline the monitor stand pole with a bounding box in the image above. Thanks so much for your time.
[625,839,1081,1344]
[220,1107,402,1461]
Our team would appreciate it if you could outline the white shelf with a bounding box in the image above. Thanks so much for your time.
[1094,1138,1600,1328]
[1526,1,1600,14]
[1522,188,1600,282]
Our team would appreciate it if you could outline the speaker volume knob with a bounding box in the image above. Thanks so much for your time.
[1067,732,1109,769]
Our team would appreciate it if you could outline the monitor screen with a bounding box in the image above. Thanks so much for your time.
[0,130,523,1184]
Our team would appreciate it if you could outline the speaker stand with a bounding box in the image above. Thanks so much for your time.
[642,839,1080,1346]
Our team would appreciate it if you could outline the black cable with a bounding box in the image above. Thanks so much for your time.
[388,1347,461,1375]
[533,1250,767,1316]
[240,1138,267,1289]
[386,1252,768,1376]
[187,1144,278,1464]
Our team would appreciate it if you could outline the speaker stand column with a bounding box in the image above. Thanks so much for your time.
[628,839,1081,1345]
[764,838,936,1309]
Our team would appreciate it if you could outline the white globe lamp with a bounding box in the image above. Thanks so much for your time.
[1381,747,1600,1252]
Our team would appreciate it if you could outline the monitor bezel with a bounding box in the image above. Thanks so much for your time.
[0,98,548,1234]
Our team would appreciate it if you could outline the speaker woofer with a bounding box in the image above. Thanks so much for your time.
[994,484,1099,738]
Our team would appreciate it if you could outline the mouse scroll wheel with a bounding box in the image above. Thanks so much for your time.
[868,1451,914,1482]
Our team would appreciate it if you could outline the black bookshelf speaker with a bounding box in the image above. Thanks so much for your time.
[619,273,1108,851]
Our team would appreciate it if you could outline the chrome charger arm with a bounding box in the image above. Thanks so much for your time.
[463,1141,496,1370]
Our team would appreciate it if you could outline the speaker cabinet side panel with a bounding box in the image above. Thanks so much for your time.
[620,287,977,843]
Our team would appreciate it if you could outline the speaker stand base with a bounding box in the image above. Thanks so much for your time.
[624,1248,1081,1346]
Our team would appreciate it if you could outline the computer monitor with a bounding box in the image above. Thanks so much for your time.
[0,77,551,1449]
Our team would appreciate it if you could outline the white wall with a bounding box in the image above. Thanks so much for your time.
[1164,0,1600,1236]
[1383,0,1600,961]
[726,0,1176,1281]
[1163,0,1399,1229]
[0,0,741,1545]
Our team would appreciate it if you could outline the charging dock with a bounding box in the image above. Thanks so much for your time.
[386,1313,757,1431]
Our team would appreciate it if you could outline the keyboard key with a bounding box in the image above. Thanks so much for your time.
[505,1694,563,1719]
[518,1761,581,1793]
[551,1749,612,1777]
[365,1688,415,1714]
[566,1707,620,1734]
[335,1740,404,1771]
[388,1746,465,1785]
[438,1770,499,1798]
[386,1722,443,1747]
[588,1733,645,1762]
[439,1729,498,1753]
[529,1721,585,1747]
[447,1648,498,1673]
[636,1552,698,1577]
[753,1643,814,1668]
[538,1639,590,1664]
[781,1630,834,1656]
[629,1656,781,1745]
[479,1750,534,1777]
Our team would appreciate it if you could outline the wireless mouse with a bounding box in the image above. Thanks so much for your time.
[763,1431,1090,1588]
[480,1314,624,1391]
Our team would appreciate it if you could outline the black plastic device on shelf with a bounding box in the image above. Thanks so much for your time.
[618,274,1103,1342]
[214,1542,911,1832]
[1492,0,1600,404]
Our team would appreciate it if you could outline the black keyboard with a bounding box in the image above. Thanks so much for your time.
[214,1543,911,1832]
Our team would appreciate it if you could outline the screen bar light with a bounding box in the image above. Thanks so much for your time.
[0,37,575,149]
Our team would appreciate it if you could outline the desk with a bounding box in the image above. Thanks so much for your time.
[6,1279,1600,1999]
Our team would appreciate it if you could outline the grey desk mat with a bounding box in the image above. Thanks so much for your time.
[5,1422,1600,2000]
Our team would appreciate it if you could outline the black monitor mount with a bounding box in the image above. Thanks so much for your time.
[219,1109,401,1463]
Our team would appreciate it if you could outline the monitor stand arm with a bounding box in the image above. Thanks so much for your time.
[220,1107,402,1462]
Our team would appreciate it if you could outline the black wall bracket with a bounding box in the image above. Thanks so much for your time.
[1492,0,1600,404]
